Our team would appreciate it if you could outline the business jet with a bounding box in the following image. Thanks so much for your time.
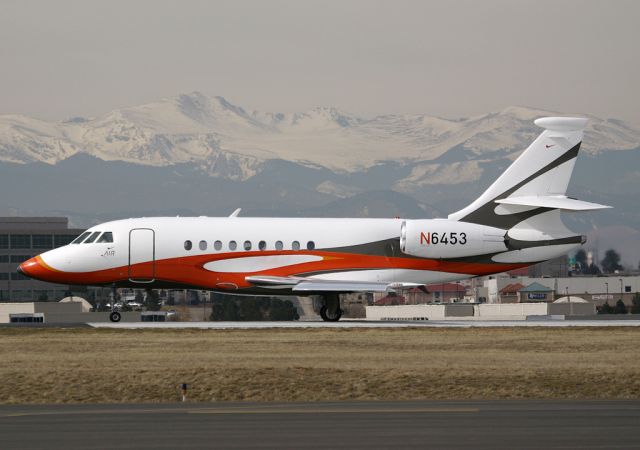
[19,117,609,322]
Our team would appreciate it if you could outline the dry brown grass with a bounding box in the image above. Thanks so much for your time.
[0,327,639,404]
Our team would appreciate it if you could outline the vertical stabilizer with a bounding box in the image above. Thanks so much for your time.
[448,117,593,229]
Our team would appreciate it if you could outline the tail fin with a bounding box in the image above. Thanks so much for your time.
[448,117,610,229]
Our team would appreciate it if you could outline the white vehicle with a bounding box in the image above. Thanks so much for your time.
[126,301,144,309]
[19,117,609,322]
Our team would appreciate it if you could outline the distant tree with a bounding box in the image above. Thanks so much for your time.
[210,302,221,320]
[189,291,200,306]
[210,293,225,321]
[584,263,601,275]
[598,301,613,314]
[239,298,263,320]
[574,249,587,273]
[631,293,640,314]
[145,290,162,311]
[210,295,240,321]
[221,297,239,320]
[210,294,298,321]
[614,299,628,314]
[601,249,623,274]
[268,298,299,321]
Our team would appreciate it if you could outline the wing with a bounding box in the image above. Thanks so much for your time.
[245,275,418,293]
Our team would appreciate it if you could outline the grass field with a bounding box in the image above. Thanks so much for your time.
[0,327,639,404]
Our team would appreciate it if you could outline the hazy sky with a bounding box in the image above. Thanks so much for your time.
[1,0,638,124]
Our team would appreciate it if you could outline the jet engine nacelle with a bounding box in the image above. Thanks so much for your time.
[400,219,508,259]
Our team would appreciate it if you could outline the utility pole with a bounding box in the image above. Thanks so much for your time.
[619,278,623,303]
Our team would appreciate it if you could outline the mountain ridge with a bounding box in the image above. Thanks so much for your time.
[1,92,638,180]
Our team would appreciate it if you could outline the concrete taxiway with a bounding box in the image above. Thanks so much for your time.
[1,400,639,449]
[88,319,640,329]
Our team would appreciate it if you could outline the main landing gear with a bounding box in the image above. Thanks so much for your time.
[319,293,342,322]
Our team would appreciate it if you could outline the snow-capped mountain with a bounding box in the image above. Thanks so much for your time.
[1,92,638,182]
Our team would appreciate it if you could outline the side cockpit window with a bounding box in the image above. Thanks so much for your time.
[71,231,92,244]
[97,232,114,243]
[83,231,101,244]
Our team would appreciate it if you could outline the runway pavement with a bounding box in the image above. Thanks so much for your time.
[88,319,640,329]
[1,400,639,449]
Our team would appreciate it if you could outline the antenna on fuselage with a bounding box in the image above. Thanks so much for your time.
[229,208,242,218]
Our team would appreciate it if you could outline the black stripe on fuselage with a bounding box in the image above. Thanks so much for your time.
[320,238,509,266]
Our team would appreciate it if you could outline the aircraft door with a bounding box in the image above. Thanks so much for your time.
[129,228,155,283]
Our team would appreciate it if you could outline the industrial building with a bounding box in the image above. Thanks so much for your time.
[0,217,83,302]
[0,300,167,324]
[366,301,596,321]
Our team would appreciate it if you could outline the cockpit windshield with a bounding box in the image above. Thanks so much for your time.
[97,232,114,243]
[83,231,101,244]
[71,231,92,244]
[71,230,115,244]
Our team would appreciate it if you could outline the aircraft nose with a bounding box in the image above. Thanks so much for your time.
[18,257,47,281]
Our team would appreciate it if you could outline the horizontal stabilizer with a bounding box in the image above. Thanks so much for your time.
[495,195,611,211]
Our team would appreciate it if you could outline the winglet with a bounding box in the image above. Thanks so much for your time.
[229,208,242,218]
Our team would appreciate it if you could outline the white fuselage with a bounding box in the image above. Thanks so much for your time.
[19,216,571,294]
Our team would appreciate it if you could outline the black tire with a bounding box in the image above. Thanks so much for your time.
[109,311,122,323]
[320,305,342,322]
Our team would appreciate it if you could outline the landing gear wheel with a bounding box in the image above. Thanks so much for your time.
[109,311,122,323]
[320,305,342,322]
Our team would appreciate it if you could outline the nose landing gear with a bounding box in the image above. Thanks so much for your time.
[109,284,121,323]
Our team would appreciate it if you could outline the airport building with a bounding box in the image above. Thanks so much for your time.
[366,274,639,321]
[0,217,83,302]
[484,275,640,305]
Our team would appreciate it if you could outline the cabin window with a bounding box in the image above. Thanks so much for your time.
[199,240,207,251]
[258,240,267,251]
[229,240,237,251]
[292,241,300,251]
[71,232,91,244]
[184,240,192,251]
[83,232,101,244]
[97,232,114,243]
[244,240,252,251]
[307,241,315,250]
[275,241,283,251]
[214,240,222,251]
